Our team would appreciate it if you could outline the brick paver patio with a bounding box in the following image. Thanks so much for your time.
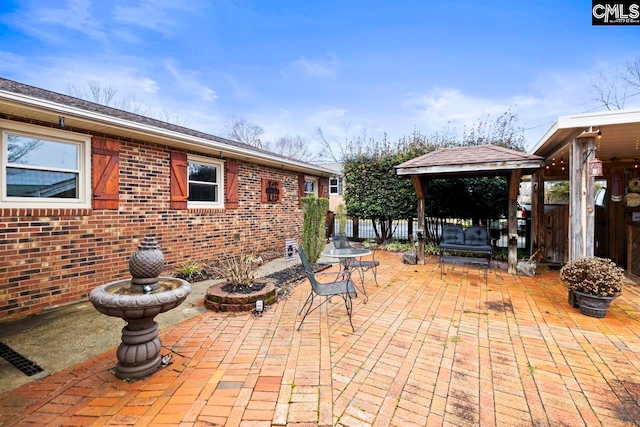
[1,251,640,426]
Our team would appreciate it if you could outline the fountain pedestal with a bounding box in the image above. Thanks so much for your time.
[89,238,191,379]
[117,319,161,379]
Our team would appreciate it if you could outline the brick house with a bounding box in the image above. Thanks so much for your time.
[0,78,332,321]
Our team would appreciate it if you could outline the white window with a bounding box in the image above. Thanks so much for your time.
[0,121,91,209]
[188,155,224,208]
[304,177,318,198]
[329,177,342,195]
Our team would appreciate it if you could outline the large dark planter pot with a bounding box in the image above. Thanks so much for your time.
[568,290,580,308]
[573,291,617,318]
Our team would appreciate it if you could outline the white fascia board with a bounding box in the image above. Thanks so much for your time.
[0,90,332,176]
[529,108,640,156]
[558,108,640,128]
[529,120,560,155]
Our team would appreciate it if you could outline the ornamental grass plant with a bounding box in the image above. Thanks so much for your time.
[559,256,625,297]
[210,254,263,292]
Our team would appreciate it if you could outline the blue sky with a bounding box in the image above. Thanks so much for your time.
[1,0,639,154]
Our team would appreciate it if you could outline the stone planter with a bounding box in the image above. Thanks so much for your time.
[573,291,617,318]
[205,279,277,312]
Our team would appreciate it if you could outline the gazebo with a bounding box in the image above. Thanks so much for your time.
[395,144,545,274]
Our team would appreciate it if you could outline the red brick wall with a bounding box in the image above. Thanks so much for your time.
[0,138,307,321]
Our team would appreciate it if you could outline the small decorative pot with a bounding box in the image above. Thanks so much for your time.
[573,291,617,318]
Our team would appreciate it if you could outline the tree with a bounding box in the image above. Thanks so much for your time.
[460,108,526,152]
[343,142,418,243]
[591,56,640,110]
[545,181,570,204]
[315,125,386,164]
[224,119,321,162]
[223,118,264,148]
[66,80,189,126]
[341,109,526,243]
[263,135,321,162]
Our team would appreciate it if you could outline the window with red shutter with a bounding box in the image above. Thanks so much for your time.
[92,138,119,210]
[225,161,239,209]
[298,174,306,208]
[318,177,329,199]
[170,151,188,210]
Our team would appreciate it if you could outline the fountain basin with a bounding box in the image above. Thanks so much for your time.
[90,278,191,320]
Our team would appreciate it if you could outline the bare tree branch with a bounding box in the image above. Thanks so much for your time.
[65,80,188,126]
[623,57,640,90]
[263,134,321,162]
[591,69,626,110]
[223,118,264,148]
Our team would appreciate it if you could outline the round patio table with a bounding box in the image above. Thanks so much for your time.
[322,248,372,302]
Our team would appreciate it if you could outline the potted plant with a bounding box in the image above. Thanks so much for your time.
[560,256,625,318]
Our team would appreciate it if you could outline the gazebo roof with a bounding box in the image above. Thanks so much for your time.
[395,144,545,178]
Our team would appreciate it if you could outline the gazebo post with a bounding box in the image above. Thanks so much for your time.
[569,136,596,260]
[531,170,544,261]
[507,170,521,274]
[411,175,427,265]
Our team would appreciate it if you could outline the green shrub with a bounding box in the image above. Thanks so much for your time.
[302,196,329,263]
[335,203,347,234]
[176,261,203,282]
[379,241,414,252]
[494,248,529,262]
[424,242,440,255]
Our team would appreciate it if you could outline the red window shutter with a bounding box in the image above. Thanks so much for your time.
[318,177,329,199]
[92,138,119,210]
[225,161,239,209]
[298,173,306,208]
[170,151,188,210]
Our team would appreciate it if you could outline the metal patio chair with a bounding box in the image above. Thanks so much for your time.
[332,233,380,288]
[297,245,357,332]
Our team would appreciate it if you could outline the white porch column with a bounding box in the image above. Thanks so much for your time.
[568,137,596,260]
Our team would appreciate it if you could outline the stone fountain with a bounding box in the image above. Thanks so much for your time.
[89,237,191,379]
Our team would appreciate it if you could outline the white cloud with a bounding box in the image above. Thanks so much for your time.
[164,60,217,102]
[176,109,226,135]
[279,109,292,119]
[402,88,521,130]
[113,0,205,36]
[0,51,28,73]
[310,107,347,122]
[224,74,252,100]
[1,0,107,44]
[289,54,339,78]
[400,82,605,150]
[0,53,161,104]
